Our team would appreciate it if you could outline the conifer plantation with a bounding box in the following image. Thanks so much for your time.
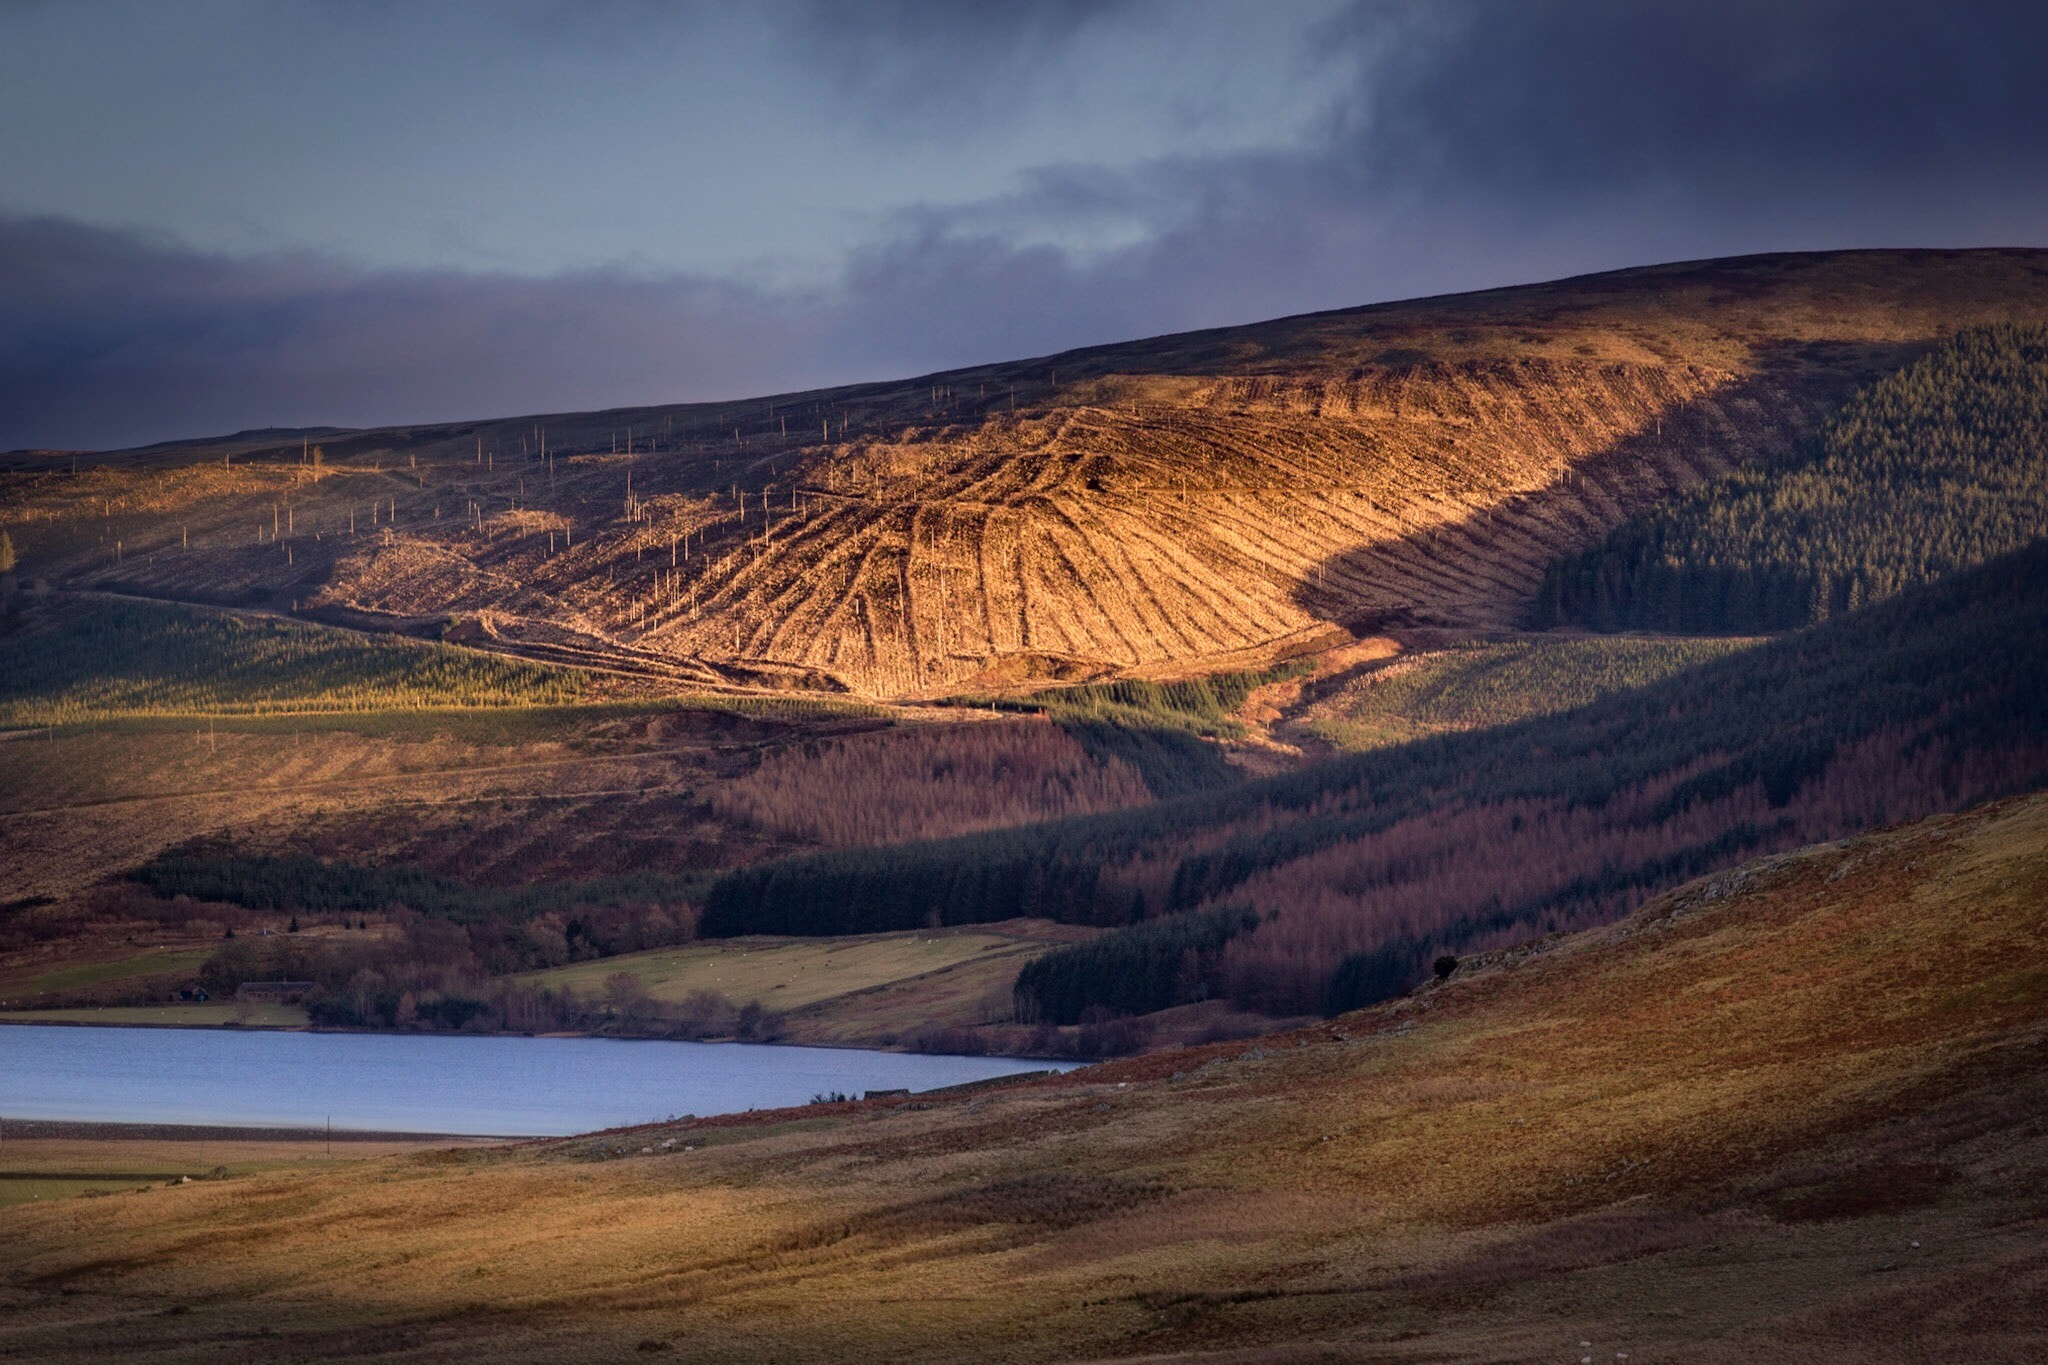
[1539,323,2048,632]
[708,543,2048,1018]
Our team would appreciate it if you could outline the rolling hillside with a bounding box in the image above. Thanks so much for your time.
[34,540,2041,1042]
[704,540,2048,1017]
[7,793,2044,1362]
[7,249,2048,697]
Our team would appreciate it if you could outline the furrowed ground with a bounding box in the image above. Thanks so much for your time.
[8,249,2045,697]
[3,794,2042,1362]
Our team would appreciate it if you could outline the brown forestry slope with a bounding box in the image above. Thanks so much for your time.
[8,249,2048,697]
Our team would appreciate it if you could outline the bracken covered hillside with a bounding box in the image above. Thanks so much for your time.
[7,249,2048,696]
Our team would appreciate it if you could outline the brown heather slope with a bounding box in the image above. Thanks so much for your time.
[5,793,2044,1362]
[7,249,2047,698]
[0,705,878,909]
[0,706,1160,980]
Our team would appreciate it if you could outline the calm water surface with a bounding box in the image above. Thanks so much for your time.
[0,1025,1071,1135]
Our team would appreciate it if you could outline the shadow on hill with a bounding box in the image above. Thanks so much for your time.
[1285,339,1920,635]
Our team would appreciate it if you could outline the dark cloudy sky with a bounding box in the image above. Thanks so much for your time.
[4,1,2045,450]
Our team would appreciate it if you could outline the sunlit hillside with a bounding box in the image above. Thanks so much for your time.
[7,249,2046,697]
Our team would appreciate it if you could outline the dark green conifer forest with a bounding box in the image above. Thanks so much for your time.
[1537,324,2048,632]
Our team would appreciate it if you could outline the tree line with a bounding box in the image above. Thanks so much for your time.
[957,664,1308,739]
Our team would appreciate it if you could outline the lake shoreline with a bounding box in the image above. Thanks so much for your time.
[0,1012,1076,1063]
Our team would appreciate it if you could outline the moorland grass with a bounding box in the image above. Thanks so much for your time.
[4,794,2043,1361]
[0,599,584,725]
[1305,634,1757,750]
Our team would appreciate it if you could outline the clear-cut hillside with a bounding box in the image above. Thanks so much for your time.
[8,249,2048,697]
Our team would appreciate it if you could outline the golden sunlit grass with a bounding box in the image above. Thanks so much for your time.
[0,1134,473,1209]
[1298,632,1759,751]
[5,792,2043,1361]
[518,927,1050,1013]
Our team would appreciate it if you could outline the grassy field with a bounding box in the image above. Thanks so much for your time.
[1300,632,1758,750]
[0,1133,496,1209]
[0,945,213,998]
[0,930,1060,1045]
[0,1178,161,1208]
[3,792,2041,1360]
[0,931,1064,1049]
[0,1003,309,1027]
[520,930,1040,1012]
[0,598,590,726]
[516,926,1074,1046]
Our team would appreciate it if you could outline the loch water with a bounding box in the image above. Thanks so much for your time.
[0,1024,1071,1135]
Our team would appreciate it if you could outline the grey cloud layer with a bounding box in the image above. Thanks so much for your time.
[6,0,2046,449]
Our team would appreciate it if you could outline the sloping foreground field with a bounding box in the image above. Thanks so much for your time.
[10,249,2048,695]
[0,1127,492,1211]
[5,794,2044,1362]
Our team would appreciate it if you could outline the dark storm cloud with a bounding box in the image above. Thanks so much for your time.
[5,0,2047,450]
[842,0,2048,348]
[1347,0,2048,201]
[0,216,826,450]
[781,0,1145,129]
